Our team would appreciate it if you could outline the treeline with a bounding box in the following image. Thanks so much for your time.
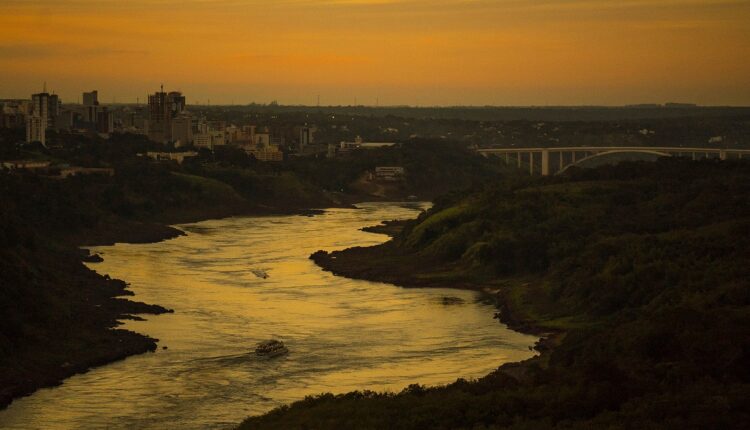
[191,106,750,148]
[285,139,510,199]
[240,158,750,429]
[195,104,750,122]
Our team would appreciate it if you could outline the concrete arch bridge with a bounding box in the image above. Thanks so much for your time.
[477,146,750,176]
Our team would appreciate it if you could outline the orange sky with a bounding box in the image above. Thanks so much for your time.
[1,0,749,105]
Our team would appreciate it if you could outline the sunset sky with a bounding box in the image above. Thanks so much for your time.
[1,0,748,106]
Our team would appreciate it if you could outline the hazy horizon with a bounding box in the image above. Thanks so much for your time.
[3,97,750,109]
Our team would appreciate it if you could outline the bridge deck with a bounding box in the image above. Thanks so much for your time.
[477,146,750,176]
[477,146,750,154]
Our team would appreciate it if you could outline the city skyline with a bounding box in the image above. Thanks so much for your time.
[8,85,748,108]
[1,0,749,106]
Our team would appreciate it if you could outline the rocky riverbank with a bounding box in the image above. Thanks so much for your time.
[360,219,412,237]
[0,236,174,408]
[238,160,750,429]
[310,244,555,351]
[0,200,344,410]
[319,218,558,342]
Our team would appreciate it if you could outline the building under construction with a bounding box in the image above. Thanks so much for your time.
[148,86,186,143]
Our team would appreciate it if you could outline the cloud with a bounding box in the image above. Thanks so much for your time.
[0,44,57,59]
[0,43,148,60]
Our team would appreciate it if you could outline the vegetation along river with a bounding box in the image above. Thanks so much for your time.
[0,202,537,430]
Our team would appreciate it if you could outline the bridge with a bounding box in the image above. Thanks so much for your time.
[477,146,750,176]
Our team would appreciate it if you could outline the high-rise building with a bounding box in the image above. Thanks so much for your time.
[54,110,73,132]
[26,92,49,145]
[168,91,185,114]
[148,87,169,142]
[1,100,28,129]
[171,114,193,146]
[26,116,45,145]
[83,90,99,107]
[32,92,49,119]
[82,90,100,125]
[96,107,114,134]
[299,126,314,152]
[148,87,187,143]
[48,94,59,128]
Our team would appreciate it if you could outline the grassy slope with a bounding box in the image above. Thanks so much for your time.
[239,159,750,429]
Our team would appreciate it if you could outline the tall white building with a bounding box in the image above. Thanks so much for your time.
[171,114,193,146]
[26,92,49,145]
[26,116,45,145]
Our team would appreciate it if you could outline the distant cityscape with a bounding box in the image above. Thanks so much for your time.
[0,86,397,162]
[2,85,748,177]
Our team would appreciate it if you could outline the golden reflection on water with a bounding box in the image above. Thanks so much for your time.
[0,203,537,430]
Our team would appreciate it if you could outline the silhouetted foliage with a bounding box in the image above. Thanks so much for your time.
[241,159,750,429]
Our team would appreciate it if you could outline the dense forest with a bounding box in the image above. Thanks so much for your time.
[283,138,507,199]
[196,104,750,122]
[193,106,750,149]
[240,159,750,429]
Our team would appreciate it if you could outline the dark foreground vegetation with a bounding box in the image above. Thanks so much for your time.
[0,129,505,408]
[240,159,750,429]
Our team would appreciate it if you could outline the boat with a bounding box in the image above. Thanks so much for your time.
[255,339,288,357]
[251,269,268,279]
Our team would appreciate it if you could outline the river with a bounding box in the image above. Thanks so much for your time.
[0,202,537,430]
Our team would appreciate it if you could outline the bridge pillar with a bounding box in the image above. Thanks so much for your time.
[505,153,509,164]
[572,151,576,163]
[720,150,727,160]
[529,152,534,175]
[559,151,564,171]
[541,149,550,176]
[517,152,522,168]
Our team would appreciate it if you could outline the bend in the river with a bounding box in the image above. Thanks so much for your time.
[0,202,537,430]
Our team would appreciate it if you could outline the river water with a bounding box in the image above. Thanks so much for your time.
[0,202,537,430]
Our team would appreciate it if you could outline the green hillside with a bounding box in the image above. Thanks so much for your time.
[241,159,750,429]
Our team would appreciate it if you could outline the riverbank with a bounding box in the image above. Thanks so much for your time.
[239,159,750,429]
[3,201,525,430]
[360,219,412,237]
[310,242,555,345]
[0,228,173,408]
[0,184,348,410]
[314,217,564,392]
